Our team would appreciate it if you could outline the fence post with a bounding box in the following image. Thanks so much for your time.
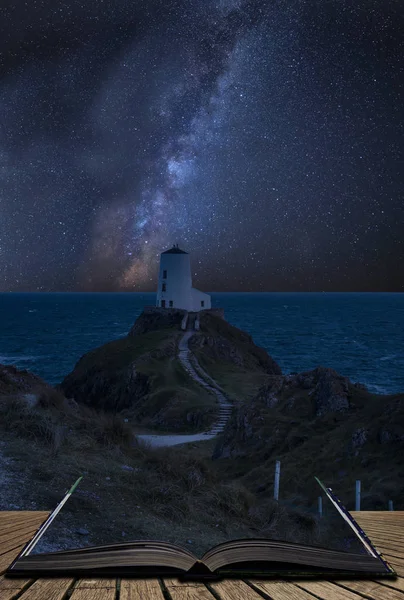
[355,480,361,511]
[274,460,280,501]
[318,496,323,518]
[388,500,394,511]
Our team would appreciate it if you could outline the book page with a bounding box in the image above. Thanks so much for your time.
[27,476,369,561]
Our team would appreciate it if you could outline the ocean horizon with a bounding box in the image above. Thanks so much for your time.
[0,292,403,395]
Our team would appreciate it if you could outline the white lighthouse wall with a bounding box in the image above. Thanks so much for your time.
[156,253,193,310]
[190,287,211,311]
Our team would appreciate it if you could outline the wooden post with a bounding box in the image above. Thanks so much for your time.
[355,480,361,511]
[274,460,280,501]
[388,500,394,511]
[318,496,323,518]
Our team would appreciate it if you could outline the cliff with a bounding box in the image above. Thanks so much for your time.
[212,366,404,510]
[0,364,63,407]
[2,308,403,513]
[57,309,282,431]
[1,311,403,551]
[189,311,282,376]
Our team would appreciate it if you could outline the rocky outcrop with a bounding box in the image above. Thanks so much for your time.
[128,308,186,336]
[60,362,150,412]
[0,364,62,408]
[212,366,404,462]
[285,367,351,416]
[378,425,404,444]
[189,312,282,375]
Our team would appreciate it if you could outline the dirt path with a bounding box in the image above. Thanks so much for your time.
[137,331,233,448]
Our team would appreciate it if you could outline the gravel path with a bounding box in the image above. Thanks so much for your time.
[137,331,233,448]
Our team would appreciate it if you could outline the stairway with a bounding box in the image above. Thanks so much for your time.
[178,331,233,436]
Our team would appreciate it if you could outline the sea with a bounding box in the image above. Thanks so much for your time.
[0,292,403,395]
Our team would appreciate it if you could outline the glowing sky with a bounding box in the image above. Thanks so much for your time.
[0,0,403,291]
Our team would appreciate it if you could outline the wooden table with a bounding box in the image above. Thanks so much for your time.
[1,511,403,599]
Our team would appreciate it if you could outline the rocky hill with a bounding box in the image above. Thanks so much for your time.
[58,309,282,432]
[211,366,404,511]
[1,309,403,555]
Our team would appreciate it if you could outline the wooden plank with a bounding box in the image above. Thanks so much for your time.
[75,578,116,589]
[18,578,73,600]
[358,528,404,535]
[0,575,34,590]
[0,527,39,547]
[0,542,29,574]
[360,534,403,547]
[121,579,166,600]
[69,579,116,600]
[333,579,404,600]
[371,576,404,593]
[385,560,404,577]
[249,579,323,599]
[352,512,404,518]
[369,541,404,559]
[209,579,267,599]
[0,520,43,538]
[0,513,49,526]
[70,590,115,600]
[0,575,35,600]
[0,531,43,556]
[164,578,217,599]
[382,554,404,568]
[295,580,374,599]
[358,526,404,537]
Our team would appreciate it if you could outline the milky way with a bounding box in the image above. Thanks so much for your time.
[0,0,403,292]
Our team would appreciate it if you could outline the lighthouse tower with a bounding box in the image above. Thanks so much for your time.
[156,245,211,311]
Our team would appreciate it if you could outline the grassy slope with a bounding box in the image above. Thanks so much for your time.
[61,329,218,432]
[213,385,404,512]
[194,351,273,403]
[0,395,359,557]
[65,329,179,376]
[128,356,218,432]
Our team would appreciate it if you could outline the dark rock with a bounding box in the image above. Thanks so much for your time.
[0,364,60,401]
[312,367,350,416]
[60,359,150,412]
[189,313,282,376]
[351,427,368,451]
[378,426,404,444]
[128,307,186,336]
[77,528,89,535]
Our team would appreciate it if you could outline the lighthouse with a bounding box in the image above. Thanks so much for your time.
[156,245,211,311]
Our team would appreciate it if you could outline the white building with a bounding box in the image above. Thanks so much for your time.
[156,245,211,312]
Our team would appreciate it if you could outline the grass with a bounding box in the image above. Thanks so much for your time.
[60,328,218,432]
[194,351,273,403]
[0,393,355,557]
[63,329,180,377]
[212,387,404,513]
[122,357,218,432]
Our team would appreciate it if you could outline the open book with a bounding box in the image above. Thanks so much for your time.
[6,476,397,580]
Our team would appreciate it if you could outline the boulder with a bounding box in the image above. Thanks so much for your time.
[313,367,350,416]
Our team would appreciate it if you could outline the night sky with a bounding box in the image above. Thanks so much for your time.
[0,0,403,292]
